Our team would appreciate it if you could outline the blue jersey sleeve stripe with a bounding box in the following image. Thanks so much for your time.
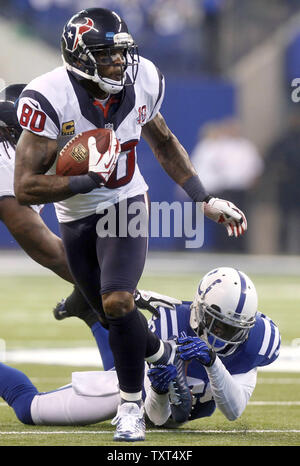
[159,308,169,341]
[258,318,272,356]
[265,321,276,358]
[159,307,180,341]
[21,89,60,131]
[170,309,179,337]
[235,270,247,315]
[267,325,281,359]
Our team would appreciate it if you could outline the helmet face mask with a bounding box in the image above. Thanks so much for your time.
[0,125,21,146]
[61,8,139,95]
[190,267,258,357]
[199,302,255,355]
[0,102,22,146]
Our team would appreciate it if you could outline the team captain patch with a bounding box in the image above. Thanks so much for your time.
[62,120,75,135]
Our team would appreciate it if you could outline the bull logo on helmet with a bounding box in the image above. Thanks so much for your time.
[63,17,99,53]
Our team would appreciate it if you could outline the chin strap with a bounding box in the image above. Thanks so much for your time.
[98,77,124,95]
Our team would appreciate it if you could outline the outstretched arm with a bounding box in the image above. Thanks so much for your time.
[142,112,200,188]
[142,113,247,237]
[205,357,257,420]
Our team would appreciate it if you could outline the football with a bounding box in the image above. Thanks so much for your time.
[56,128,114,176]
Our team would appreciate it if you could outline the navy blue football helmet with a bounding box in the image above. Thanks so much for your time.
[61,8,139,94]
[0,84,26,144]
[0,84,26,104]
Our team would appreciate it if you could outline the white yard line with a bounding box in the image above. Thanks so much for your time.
[0,429,299,435]
[248,401,300,405]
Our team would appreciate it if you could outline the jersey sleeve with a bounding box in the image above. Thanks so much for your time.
[148,302,193,341]
[146,66,165,123]
[17,81,61,140]
[243,313,281,369]
[137,57,165,125]
[254,313,281,367]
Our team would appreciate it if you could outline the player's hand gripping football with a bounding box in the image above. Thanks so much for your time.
[203,197,247,237]
[147,364,178,394]
[177,336,216,367]
[88,129,121,185]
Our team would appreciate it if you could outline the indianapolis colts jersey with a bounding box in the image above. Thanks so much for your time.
[149,302,281,420]
[16,56,165,223]
[0,141,43,214]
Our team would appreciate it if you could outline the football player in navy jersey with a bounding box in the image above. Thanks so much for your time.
[13,8,247,441]
[0,267,280,429]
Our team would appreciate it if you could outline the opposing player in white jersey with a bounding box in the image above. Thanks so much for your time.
[0,86,104,327]
[0,267,280,428]
[14,8,247,441]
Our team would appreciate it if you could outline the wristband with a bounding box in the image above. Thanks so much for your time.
[68,173,99,194]
[202,349,216,367]
[182,175,211,203]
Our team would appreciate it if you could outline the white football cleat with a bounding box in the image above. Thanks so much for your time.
[111,402,145,442]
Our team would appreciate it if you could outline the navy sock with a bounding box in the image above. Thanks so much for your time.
[92,311,161,371]
[0,363,38,424]
[107,307,148,393]
[91,321,115,371]
[137,310,161,358]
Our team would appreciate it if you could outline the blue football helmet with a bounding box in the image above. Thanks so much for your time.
[61,8,139,94]
[190,267,258,356]
[0,84,26,145]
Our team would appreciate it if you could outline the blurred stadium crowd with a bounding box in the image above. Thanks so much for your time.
[1,0,300,255]
[2,0,300,75]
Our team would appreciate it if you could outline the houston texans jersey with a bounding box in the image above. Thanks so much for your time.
[149,302,281,420]
[16,57,165,223]
[0,141,43,214]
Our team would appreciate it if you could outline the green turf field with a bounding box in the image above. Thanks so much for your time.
[0,273,299,447]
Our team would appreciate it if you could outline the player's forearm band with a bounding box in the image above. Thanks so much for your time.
[182,175,211,202]
[68,173,99,194]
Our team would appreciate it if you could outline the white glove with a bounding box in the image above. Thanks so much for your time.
[134,289,182,316]
[88,130,121,184]
[203,197,247,237]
